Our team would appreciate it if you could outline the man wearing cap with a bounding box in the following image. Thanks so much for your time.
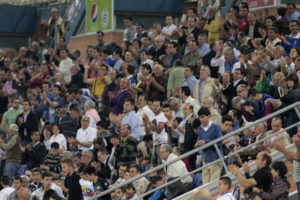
[134,23,148,41]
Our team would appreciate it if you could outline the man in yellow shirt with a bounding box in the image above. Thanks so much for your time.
[84,64,110,99]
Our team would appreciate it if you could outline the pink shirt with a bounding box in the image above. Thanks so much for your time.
[2,80,16,102]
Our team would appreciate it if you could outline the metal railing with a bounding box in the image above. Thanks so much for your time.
[89,101,300,200]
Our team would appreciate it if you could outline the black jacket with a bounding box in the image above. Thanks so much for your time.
[22,142,47,170]
[16,111,38,143]
[245,21,263,39]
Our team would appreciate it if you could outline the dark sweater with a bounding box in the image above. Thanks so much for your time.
[22,142,47,170]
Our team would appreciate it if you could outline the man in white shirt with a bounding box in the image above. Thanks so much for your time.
[143,100,168,165]
[179,86,200,115]
[58,48,73,84]
[0,175,15,200]
[71,116,97,151]
[162,16,177,40]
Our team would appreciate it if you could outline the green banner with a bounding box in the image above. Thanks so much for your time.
[86,0,113,33]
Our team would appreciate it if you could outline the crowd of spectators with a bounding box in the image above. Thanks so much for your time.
[0,1,300,200]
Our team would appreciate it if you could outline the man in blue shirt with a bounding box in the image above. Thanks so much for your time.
[223,47,238,72]
[182,65,197,94]
[195,107,223,184]
[197,34,210,57]
[287,2,299,21]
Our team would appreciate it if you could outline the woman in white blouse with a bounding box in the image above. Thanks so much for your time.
[48,124,67,150]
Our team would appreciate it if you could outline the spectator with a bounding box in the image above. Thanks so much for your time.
[0,124,21,181]
[197,34,210,57]
[137,94,154,139]
[167,59,185,98]
[134,23,147,40]
[143,100,168,164]
[0,175,15,200]
[28,168,43,193]
[286,2,299,21]
[201,96,222,126]
[1,98,22,136]
[96,30,113,54]
[96,148,113,180]
[83,100,100,128]
[123,16,136,42]
[195,107,223,184]
[187,17,201,41]
[245,12,263,39]
[217,176,236,200]
[22,131,47,171]
[238,2,249,32]
[153,36,166,59]
[182,40,202,67]
[84,166,109,198]
[193,65,213,104]
[129,164,149,194]
[60,158,83,200]
[146,64,167,102]
[179,86,200,115]
[204,6,225,44]
[229,151,273,192]
[162,16,177,40]
[31,171,64,200]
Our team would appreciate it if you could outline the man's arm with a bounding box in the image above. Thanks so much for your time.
[229,165,257,188]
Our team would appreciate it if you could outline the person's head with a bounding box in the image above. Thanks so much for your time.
[52,85,62,97]
[200,65,210,80]
[126,184,136,199]
[50,142,60,156]
[118,164,128,178]
[165,15,174,26]
[190,188,212,200]
[182,103,193,118]
[83,166,97,182]
[197,107,211,126]
[69,106,80,121]
[223,71,234,85]
[268,26,279,41]
[152,100,162,114]
[223,47,234,63]
[274,72,284,85]
[96,30,104,43]
[187,17,196,29]
[286,2,296,16]
[256,151,272,169]
[232,96,243,110]
[30,131,40,143]
[120,78,130,90]
[12,98,20,110]
[97,148,109,163]
[228,109,239,122]
[264,15,275,28]
[59,48,68,59]
[17,187,30,200]
[129,164,142,178]
[207,6,217,19]
[162,103,173,119]
[141,63,152,76]
[0,175,9,187]
[8,124,19,136]
[123,98,135,113]
[189,40,199,53]
[271,117,282,133]
[138,94,148,109]
[239,2,249,18]
[42,171,53,190]
[50,7,58,18]
[61,158,74,176]
[51,124,61,136]
[20,175,30,188]
[120,124,131,138]
[248,192,262,200]
[159,144,172,161]
[198,34,207,46]
[153,64,164,77]
[154,36,164,49]
[218,176,231,195]
[202,97,214,109]
[289,47,300,60]
[289,20,299,35]
[271,161,287,180]
[167,41,178,55]
[22,99,31,112]
[248,12,257,25]
[82,150,93,165]
[286,73,300,90]
[143,134,153,149]
[80,115,90,129]
[31,168,42,183]
[13,176,22,190]
[254,122,267,136]
[42,81,51,93]
[73,152,82,166]
[180,86,191,100]
[123,16,133,28]
[184,65,194,78]
[222,115,234,133]
[186,33,195,44]
[237,84,248,99]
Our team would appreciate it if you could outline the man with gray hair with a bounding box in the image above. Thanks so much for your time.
[83,100,100,128]
[159,144,193,187]
[0,124,21,181]
[223,47,238,72]
[202,97,222,126]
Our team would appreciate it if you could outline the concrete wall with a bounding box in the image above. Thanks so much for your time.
[67,31,123,57]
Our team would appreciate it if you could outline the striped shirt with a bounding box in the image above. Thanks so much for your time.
[43,153,62,174]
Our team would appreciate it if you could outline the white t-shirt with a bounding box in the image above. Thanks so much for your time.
[0,187,15,200]
[49,134,67,149]
[137,105,154,136]
[150,112,168,145]
[162,24,177,40]
[217,192,236,200]
[76,127,97,151]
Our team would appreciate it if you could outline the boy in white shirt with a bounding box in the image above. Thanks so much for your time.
[217,176,236,200]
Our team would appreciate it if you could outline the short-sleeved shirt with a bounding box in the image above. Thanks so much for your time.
[150,112,168,145]
[65,172,83,200]
[76,127,97,151]
[252,166,273,192]
[2,108,22,130]
[91,76,110,99]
